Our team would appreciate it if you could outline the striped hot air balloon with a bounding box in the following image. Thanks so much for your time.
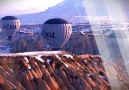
[0,16,20,40]
[42,18,72,50]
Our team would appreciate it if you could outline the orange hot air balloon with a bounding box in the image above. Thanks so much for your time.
[0,16,20,40]
[42,18,72,50]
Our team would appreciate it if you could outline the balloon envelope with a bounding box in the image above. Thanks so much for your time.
[0,16,20,40]
[42,18,72,50]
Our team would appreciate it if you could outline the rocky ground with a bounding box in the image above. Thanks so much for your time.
[0,52,128,90]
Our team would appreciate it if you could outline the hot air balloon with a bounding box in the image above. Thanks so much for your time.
[0,16,20,40]
[42,18,72,50]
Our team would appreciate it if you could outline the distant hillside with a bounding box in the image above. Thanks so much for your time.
[1,0,129,25]
[17,0,108,25]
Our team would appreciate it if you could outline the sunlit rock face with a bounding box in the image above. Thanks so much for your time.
[0,51,109,90]
[0,51,128,90]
